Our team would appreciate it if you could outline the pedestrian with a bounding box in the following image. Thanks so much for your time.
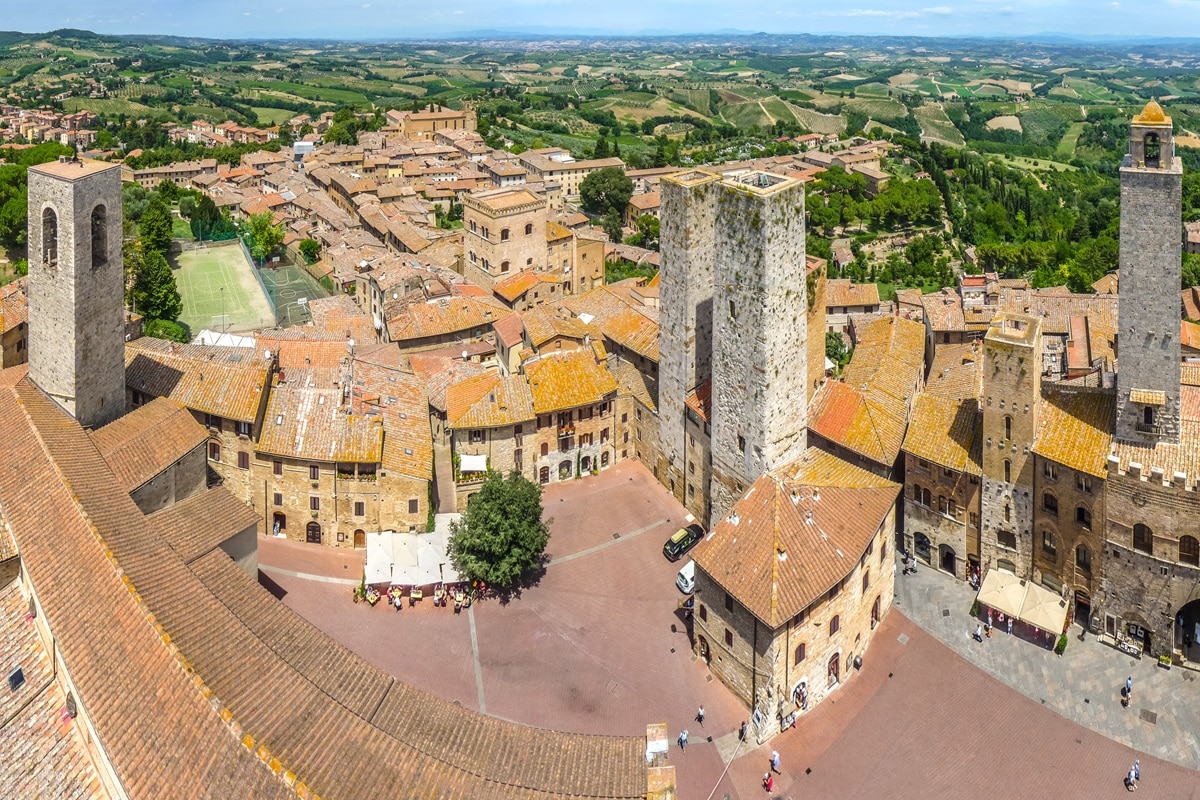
[763,773,774,794]
[1007,617,1013,635]
[1126,766,1137,792]
[678,729,688,751]
[697,705,705,726]
[987,609,993,629]
[771,750,780,773]
[1126,676,1133,695]
[739,720,748,742]
[1133,760,1140,782]
[974,624,983,642]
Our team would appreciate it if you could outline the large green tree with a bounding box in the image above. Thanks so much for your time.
[448,471,550,592]
[139,196,174,259]
[580,166,634,215]
[132,249,182,322]
[247,211,285,264]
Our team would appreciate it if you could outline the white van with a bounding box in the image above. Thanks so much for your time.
[676,559,695,594]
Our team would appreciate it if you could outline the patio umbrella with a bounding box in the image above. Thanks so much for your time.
[975,569,1027,620]
[1018,582,1069,636]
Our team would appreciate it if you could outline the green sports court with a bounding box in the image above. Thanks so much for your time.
[257,260,332,327]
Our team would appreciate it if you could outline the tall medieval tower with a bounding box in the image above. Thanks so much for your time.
[27,158,125,428]
[1116,100,1182,444]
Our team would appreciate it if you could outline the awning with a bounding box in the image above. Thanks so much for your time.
[1019,582,1070,635]
[363,531,394,585]
[459,453,488,473]
[976,569,1026,620]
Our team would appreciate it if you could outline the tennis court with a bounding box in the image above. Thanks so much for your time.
[173,243,275,335]
[257,262,332,327]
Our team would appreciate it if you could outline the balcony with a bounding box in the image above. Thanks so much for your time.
[557,423,575,438]
[1136,422,1166,435]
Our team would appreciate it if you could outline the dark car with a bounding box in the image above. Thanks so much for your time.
[663,523,705,562]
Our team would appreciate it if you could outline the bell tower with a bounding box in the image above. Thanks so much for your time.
[26,158,126,428]
[1116,101,1182,444]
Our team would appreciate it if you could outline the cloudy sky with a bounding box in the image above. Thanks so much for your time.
[10,0,1200,40]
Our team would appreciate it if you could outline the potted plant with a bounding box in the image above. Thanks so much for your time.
[1158,654,1172,669]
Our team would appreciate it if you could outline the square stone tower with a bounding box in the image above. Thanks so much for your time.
[27,158,125,428]
[658,170,720,504]
[709,172,808,523]
[979,313,1042,578]
[1116,100,1182,444]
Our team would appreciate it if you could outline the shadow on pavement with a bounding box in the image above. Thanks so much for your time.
[258,569,288,600]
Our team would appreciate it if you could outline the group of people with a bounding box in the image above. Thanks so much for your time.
[1125,759,1142,791]
[974,608,1015,641]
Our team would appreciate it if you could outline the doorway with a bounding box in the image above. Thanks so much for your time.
[353,529,365,548]
[939,544,957,576]
[914,532,931,563]
[272,513,286,535]
[305,521,321,544]
[1176,599,1200,662]
[1074,590,1091,631]
[827,652,840,687]
[697,636,710,664]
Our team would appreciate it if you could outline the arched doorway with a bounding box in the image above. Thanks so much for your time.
[1176,599,1200,662]
[871,596,881,629]
[539,466,550,485]
[306,521,321,544]
[558,460,573,480]
[353,529,365,548]
[272,513,286,535]
[827,652,840,687]
[914,532,931,563]
[697,635,710,664]
[1074,589,1091,631]
[939,544,957,576]
[581,455,592,473]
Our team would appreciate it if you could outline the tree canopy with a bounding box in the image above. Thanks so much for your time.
[139,196,174,259]
[580,166,634,215]
[246,211,285,263]
[131,249,182,322]
[447,471,550,592]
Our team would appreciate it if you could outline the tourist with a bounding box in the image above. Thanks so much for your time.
[678,729,688,751]
[974,624,983,642]
[697,705,705,726]
[763,773,774,794]
[771,750,780,773]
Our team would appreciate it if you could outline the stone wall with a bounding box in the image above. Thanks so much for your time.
[683,410,711,525]
[129,445,208,515]
[1032,456,1104,604]
[462,195,548,292]
[904,454,978,580]
[27,162,125,429]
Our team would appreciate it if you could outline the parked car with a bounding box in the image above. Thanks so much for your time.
[676,559,696,594]
[663,523,705,562]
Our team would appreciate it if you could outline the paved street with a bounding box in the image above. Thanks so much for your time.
[259,466,1200,799]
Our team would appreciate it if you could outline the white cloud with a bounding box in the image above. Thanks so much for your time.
[923,5,953,13]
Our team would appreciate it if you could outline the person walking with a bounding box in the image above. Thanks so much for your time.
[1126,766,1137,792]
[763,773,774,794]
[974,624,983,642]
[1133,760,1141,782]
[678,729,688,751]
[771,750,780,773]
[1007,617,1013,635]
[697,705,705,726]
[1126,676,1133,695]
[739,720,748,742]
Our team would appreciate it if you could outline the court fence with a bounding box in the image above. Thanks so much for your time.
[240,237,280,324]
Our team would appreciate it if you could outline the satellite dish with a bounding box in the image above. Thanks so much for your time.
[263,350,271,359]
[461,350,468,359]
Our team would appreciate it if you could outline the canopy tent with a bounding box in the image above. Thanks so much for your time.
[976,569,1026,620]
[1019,582,1070,635]
[362,515,462,589]
[459,454,488,473]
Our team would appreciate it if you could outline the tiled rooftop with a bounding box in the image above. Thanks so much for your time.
[525,350,618,414]
[902,394,982,476]
[90,397,208,490]
[258,368,384,463]
[1032,387,1115,479]
[125,338,271,424]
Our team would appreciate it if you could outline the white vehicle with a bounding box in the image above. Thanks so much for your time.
[676,559,695,594]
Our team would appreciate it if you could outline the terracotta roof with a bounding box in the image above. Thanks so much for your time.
[902,395,982,475]
[808,316,924,467]
[448,373,536,428]
[149,486,260,564]
[387,297,506,343]
[920,289,966,331]
[470,188,541,212]
[825,279,880,308]
[693,448,899,628]
[259,328,352,369]
[349,361,434,480]
[125,338,271,424]
[924,342,982,401]
[685,381,712,423]
[258,368,383,463]
[610,359,659,413]
[524,350,618,413]
[1092,272,1119,295]
[493,312,524,348]
[420,359,489,411]
[560,287,660,362]
[523,305,594,349]
[1032,387,1115,479]
[90,397,208,490]
[1184,287,1200,321]
[493,270,561,303]
[1183,320,1200,350]
[628,191,661,211]
[0,278,28,334]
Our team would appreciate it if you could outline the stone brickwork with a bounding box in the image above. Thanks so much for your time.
[26,159,125,428]
[693,516,893,739]
[452,422,524,506]
[462,191,548,292]
[1116,118,1182,445]
[979,314,1042,579]
[709,173,808,525]
[531,400,617,487]
[1032,456,1104,604]
[683,411,711,524]
[806,263,827,405]
[904,453,980,580]
[658,171,719,507]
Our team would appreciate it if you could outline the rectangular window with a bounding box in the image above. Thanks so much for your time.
[724,592,733,612]
[236,421,252,437]
[969,512,979,528]
[737,435,746,454]
[699,604,707,622]
[408,499,419,514]
[354,501,365,517]
[862,570,870,593]
[795,643,806,664]
[470,430,485,444]
[309,496,320,511]
[998,530,1017,550]
[830,615,840,635]
[273,492,283,506]
[514,448,523,472]
[725,628,734,647]
[1076,474,1093,494]
[273,461,283,476]
[1042,530,1056,555]
[309,465,320,481]
[208,441,220,462]
[205,413,222,431]
[1043,461,1058,480]
[237,451,249,470]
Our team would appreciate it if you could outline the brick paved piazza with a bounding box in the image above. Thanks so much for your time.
[260,462,1200,799]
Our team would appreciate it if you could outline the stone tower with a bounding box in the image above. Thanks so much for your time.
[27,158,125,428]
[658,170,720,506]
[1116,100,1182,444]
[979,313,1042,578]
[708,172,808,523]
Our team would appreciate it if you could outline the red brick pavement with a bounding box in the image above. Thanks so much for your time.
[259,533,364,580]
[727,611,1200,799]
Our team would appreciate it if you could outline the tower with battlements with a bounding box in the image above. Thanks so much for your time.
[26,158,125,428]
[1116,100,1182,444]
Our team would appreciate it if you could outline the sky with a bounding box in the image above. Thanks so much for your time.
[10,0,1200,41]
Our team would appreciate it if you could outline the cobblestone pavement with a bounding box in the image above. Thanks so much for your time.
[894,557,1200,769]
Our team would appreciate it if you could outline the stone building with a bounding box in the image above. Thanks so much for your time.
[27,157,125,429]
[526,349,619,485]
[691,448,899,739]
[0,278,29,368]
[462,189,549,291]
[978,313,1042,580]
[446,371,536,506]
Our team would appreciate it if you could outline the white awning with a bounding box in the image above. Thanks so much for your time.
[363,531,394,585]
[459,453,488,473]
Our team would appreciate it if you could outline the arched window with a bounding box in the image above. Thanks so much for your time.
[1042,492,1058,516]
[997,558,1017,574]
[91,205,107,269]
[500,260,510,273]
[500,228,510,242]
[1144,406,1155,427]
[1076,545,1092,574]
[1075,506,1092,530]
[1004,415,1012,441]
[1134,523,1153,555]
[1003,459,1011,482]
[1145,132,1161,168]
[1181,535,1200,567]
[42,207,58,267]
[524,223,533,235]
